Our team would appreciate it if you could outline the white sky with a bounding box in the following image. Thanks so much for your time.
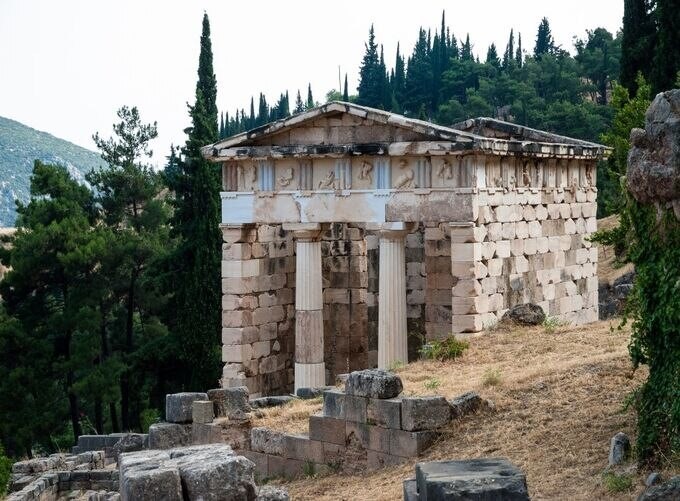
[0,0,623,166]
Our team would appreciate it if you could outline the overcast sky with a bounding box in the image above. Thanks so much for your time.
[0,0,623,166]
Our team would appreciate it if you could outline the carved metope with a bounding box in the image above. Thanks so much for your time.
[359,160,374,184]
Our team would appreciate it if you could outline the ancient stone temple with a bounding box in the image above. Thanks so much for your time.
[201,102,608,396]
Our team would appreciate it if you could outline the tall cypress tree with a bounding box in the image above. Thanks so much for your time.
[461,34,473,61]
[650,0,680,93]
[515,33,523,67]
[306,84,314,109]
[167,12,222,391]
[343,74,349,102]
[357,25,383,108]
[620,0,656,95]
[294,90,304,113]
[534,18,554,57]
[503,29,515,70]
[393,43,406,108]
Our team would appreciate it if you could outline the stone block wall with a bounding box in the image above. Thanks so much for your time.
[450,183,598,333]
[423,223,452,342]
[221,224,296,397]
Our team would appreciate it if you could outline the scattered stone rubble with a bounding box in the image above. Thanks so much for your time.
[403,458,530,500]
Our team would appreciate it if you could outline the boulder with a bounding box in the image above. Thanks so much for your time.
[120,466,182,501]
[638,475,680,501]
[415,458,529,500]
[257,485,290,500]
[501,303,546,325]
[646,472,662,487]
[148,423,190,450]
[345,369,403,399]
[401,396,451,431]
[627,89,680,216]
[207,387,251,419]
[608,432,631,466]
[112,434,146,461]
[165,392,208,423]
[449,391,484,419]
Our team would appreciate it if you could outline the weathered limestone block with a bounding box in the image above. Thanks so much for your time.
[250,427,285,456]
[449,391,485,419]
[414,458,529,500]
[257,485,290,500]
[120,466,183,501]
[345,369,403,399]
[148,423,190,450]
[366,398,402,429]
[608,432,631,466]
[401,396,451,431]
[192,401,214,425]
[112,434,146,461]
[178,451,256,500]
[166,393,208,423]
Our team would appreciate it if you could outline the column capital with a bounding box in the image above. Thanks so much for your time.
[220,223,255,244]
[366,222,416,239]
[283,222,325,241]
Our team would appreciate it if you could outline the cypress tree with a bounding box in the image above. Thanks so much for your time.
[650,0,679,93]
[503,29,515,69]
[306,84,314,109]
[167,12,222,391]
[343,74,349,102]
[461,34,472,61]
[620,0,656,95]
[294,90,304,113]
[515,33,523,67]
[393,43,406,108]
[534,18,554,57]
[357,25,383,108]
[486,44,501,68]
[249,97,255,129]
[404,28,434,115]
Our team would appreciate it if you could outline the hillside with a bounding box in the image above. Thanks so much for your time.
[0,116,103,226]
[260,320,677,500]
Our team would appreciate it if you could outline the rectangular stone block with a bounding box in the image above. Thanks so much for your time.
[366,398,402,429]
[367,450,407,470]
[451,279,482,298]
[452,295,489,315]
[346,421,391,453]
[241,451,268,478]
[284,434,324,463]
[267,455,303,479]
[309,415,346,445]
[451,314,483,333]
[322,389,346,419]
[344,394,368,423]
[191,400,214,424]
[221,259,263,278]
[222,344,253,363]
[389,429,439,457]
[191,422,222,444]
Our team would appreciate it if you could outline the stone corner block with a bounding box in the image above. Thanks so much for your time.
[192,400,215,425]
[401,396,451,431]
[148,423,191,450]
[166,392,208,424]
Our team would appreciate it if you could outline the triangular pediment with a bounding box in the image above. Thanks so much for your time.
[205,102,477,151]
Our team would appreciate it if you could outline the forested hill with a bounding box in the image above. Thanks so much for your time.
[0,116,102,226]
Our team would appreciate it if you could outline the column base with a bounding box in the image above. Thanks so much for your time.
[294,362,325,391]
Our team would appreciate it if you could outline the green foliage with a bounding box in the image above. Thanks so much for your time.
[542,316,563,333]
[302,460,316,477]
[140,408,161,433]
[602,471,633,492]
[424,377,441,393]
[0,444,11,495]
[482,368,502,387]
[419,336,469,362]
[620,0,656,95]
[598,76,651,218]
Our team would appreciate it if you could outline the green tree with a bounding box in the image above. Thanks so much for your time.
[306,83,315,109]
[294,89,305,113]
[534,18,554,57]
[404,28,434,115]
[650,0,680,92]
[357,25,384,108]
[620,0,656,94]
[166,12,222,391]
[343,74,349,101]
[486,43,501,69]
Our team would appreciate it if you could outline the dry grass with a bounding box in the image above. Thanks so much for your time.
[597,215,635,286]
[267,320,680,500]
[251,397,324,435]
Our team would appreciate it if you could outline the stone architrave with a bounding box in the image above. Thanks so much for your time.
[283,223,326,391]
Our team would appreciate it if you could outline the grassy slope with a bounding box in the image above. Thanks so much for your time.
[0,116,102,226]
[267,320,678,500]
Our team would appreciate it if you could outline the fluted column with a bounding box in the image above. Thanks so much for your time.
[371,223,411,369]
[283,223,325,391]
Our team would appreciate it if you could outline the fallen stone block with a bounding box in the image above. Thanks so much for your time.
[609,432,631,466]
[112,434,146,461]
[192,400,215,424]
[295,386,334,399]
[257,484,289,500]
[415,458,529,500]
[401,396,451,431]
[367,397,401,429]
[638,475,680,500]
[501,303,546,325]
[165,392,208,423]
[177,451,256,501]
[345,369,403,399]
[403,478,418,501]
[208,387,251,418]
[120,466,182,501]
[148,423,190,450]
[250,427,285,456]
[250,395,295,408]
[449,391,484,419]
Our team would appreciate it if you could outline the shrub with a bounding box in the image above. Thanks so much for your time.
[482,368,502,387]
[302,460,316,477]
[424,377,441,392]
[542,316,563,333]
[419,336,469,362]
[0,444,11,495]
[602,472,633,493]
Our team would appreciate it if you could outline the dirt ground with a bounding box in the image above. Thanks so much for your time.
[266,320,678,500]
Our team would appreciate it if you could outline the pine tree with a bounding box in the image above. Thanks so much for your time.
[343,74,349,101]
[650,0,680,93]
[620,0,656,95]
[393,43,406,108]
[294,90,304,113]
[534,18,554,57]
[503,29,515,69]
[404,28,434,115]
[306,83,314,109]
[256,93,268,126]
[486,43,501,68]
[167,12,222,391]
[461,34,473,61]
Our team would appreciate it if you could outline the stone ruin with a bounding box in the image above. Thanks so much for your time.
[201,101,609,397]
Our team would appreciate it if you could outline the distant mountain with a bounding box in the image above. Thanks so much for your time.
[0,116,103,226]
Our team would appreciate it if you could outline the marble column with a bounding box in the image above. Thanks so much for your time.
[371,223,411,370]
[283,223,325,391]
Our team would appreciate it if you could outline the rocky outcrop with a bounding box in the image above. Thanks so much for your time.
[627,89,680,219]
[501,303,546,325]
[599,271,635,319]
